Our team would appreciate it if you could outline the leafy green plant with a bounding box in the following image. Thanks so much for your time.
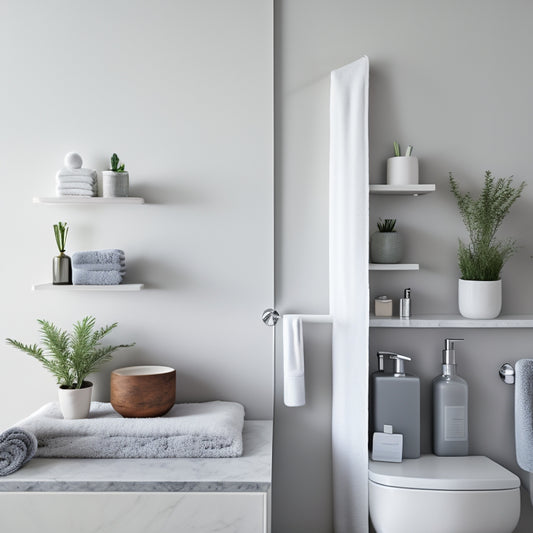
[449,171,526,281]
[6,316,135,389]
[377,218,397,232]
[53,222,68,253]
[110,153,125,172]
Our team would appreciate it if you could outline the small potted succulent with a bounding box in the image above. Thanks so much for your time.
[6,316,135,419]
[52,221,71,285]
[370,218,403,264]
[102,153,129,197]
[450,171,525,319]
[387,141,419,185]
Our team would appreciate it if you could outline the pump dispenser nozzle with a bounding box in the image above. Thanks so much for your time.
[442,338,463,375]
[377,351,412,376]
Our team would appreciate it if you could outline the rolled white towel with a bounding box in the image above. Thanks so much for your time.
[57,175,97,185]
[72,249,125,265]
[57,167,97,178]
[73,269,124,285]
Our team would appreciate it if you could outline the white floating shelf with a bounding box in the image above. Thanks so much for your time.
[370,314,533,328]
[369,184,436,196]
[33,197,145,205]
[32,283,144,292]
[369,263,419,271]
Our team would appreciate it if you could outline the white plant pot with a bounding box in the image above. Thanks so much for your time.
[387,156,419,185]
[102,171,129,197]
[458,279,502,319]
[58,381,93,419]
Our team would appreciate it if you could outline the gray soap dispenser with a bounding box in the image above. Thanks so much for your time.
[432,338,468,456]
[372,351,420,459]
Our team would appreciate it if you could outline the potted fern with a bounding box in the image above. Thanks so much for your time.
[6,316,135,419]
[370,218,403,264]
[52,221,71,285]
[102,153,129,197]
[450,171,525,319]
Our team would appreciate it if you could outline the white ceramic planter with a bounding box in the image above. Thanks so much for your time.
[387,156,419,185]
[102,171,129,197]
[58,381,93,419]
[458,279,502,319]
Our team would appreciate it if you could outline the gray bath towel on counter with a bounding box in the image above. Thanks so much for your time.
[17,401,245,459]
[72,249,125,266]
[72,269,123,285]
[515,359,533,471]
[0,427,38,476]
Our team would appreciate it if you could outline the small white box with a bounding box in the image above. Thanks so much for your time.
[372,425,403,463]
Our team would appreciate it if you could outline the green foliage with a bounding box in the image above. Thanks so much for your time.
[6,316,135,389]
[110,153,125,172]
[449,171,526,281]
[377,218,397,232]
[53,222,68,253]
[393,141,400,157]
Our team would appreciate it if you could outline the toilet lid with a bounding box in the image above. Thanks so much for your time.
[369,455,520,490]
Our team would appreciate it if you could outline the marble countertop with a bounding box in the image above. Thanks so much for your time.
[0,421,272,493]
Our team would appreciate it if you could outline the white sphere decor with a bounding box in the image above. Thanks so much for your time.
[64,152,83,169]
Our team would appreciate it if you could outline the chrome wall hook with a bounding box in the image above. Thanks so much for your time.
[499,363,515,385]
[262,308,280,327]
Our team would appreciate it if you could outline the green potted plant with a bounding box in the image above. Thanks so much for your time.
[370,218,403,264]
[102,153,129,197]
[450,171,525,319]
[6,316,135,419]
[387,141,418,185]
[52,221,71,285]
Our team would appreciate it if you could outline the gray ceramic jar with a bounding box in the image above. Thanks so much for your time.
[370,232,402,263]
[102,171,129,197]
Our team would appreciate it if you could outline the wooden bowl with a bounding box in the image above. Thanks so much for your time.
[110,365,176,418]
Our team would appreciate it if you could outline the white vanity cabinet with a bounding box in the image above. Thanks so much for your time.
[0,421,272,533]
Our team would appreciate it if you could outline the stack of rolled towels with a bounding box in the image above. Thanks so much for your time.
[72,249,126,285]
[56,152,97,197]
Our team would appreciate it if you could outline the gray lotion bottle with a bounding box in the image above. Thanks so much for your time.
[432,338,468,456]
[372,351,420,459]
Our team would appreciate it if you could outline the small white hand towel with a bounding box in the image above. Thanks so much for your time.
[57,168,97,178]
[56,188,96,197]
[57,175,97,184]
[57,183,96,192]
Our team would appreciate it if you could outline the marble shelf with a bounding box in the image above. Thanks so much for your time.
[0,421,272,493]
[370,314,533,328]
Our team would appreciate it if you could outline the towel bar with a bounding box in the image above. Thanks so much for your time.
[499,363,515,384]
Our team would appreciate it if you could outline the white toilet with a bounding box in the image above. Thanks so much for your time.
[369,454,521,533]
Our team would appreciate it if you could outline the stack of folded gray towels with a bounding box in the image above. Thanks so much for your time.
[72,249,126,285]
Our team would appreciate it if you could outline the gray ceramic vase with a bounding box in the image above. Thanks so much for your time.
[53,253,72,284]
[102,171,129,197]
[370,232,402,264]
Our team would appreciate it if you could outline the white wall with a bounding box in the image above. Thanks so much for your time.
[273,1,533,531]
[0,0,273,424]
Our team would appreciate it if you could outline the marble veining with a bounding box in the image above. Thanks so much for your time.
[0,421,272,493]
[370,314,533,328]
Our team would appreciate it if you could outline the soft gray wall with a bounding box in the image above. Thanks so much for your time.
[273,1,533,531]
[0,0,273,425]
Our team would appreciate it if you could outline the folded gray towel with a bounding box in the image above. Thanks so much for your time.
[0,427,38,476]
[73,269,123,285]
[515,359,533,471]
[73,262,125,272]
[17,401,244,458]
[72,249,125,266]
